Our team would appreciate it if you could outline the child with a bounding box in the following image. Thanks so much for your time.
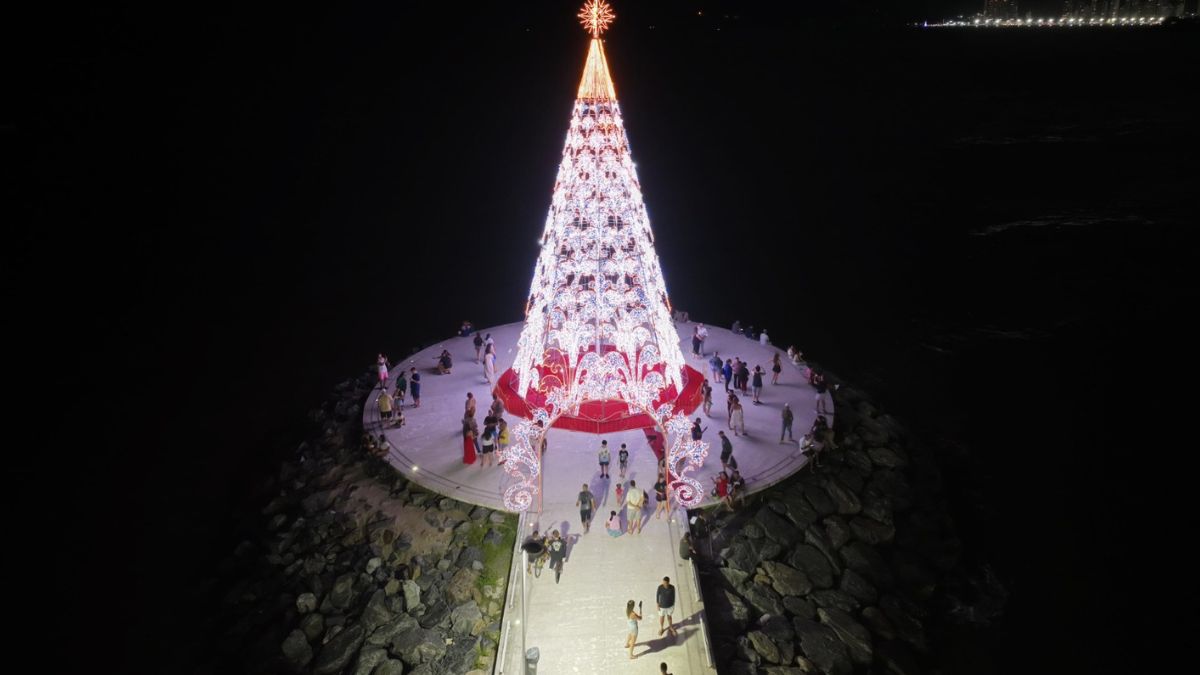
[618,443,629,479]
[615,481,625,507]
[606,511,623,537]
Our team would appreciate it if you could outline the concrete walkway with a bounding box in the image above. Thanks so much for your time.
[361,319,832,674]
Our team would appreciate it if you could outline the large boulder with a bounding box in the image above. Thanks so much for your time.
[756,508,801,547]
[809,589,860,613]
[328,573,358,611]
[748,630,782,664]
[296,592,318,614]
[741,581,786,617]
[722,566,751,589]
[793,619,852,675]
[450,600,484,636]
[880,595,927,652]
[849,517,895,546]
[762,561,813,598]
[725,589,752,628]
[366,613,418,647]
[350,646,387,675]
[867,446,907,468]
[839,542,893,589]
[361,590,394,633]
[804,485,838,517]
[781,491,821,529]
[822,517,851,550]
[759,614,797,665]
[722,538,760,575]
[390,626,447,665]
[402,580,421,610]
[787,544,834,589]
[817,608,873,665]
[312,623,365,675]
[822,479,861,516]
[804,528,842,575]
[782,595,816,620]
[838,568,878,605]
[860,606,896,640]
[373,659,405,675]
[281,629,312,671]
[300,612,326,642]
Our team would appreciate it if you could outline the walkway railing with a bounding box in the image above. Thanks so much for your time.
[495,509,530,675]
[667,507,715,670]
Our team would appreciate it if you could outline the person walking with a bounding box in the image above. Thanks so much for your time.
[409,368,421,407]
[394,369,407,407]
[522,529,545,575]
[618,443,629,479]
[726,390,738,420]
[465,392,477,418]
[546,529,566,583]
[718,430,734,471]
[691,418,707,442]
[377,353,389,386]
[709,351,722,384]
[598,440,611,479]
[653,474,668,519]
[722,359,733,392]
[625,600,642,659]
[738,361,751,396]
[771,353,782,385]
[781,403,795,443]
[577,483,596,534]
[751,366,764,404]
[702,379,713,416]
[473,332,484,363]
[626,479,646,534]
[730,400,746,436]
[656,577,678,637]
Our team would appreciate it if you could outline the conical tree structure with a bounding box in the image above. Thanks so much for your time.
[497,2,708,512]
[503,4,699,432]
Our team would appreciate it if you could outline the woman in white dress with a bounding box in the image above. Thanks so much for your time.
[376,353,389,385]
[484,343,497,385]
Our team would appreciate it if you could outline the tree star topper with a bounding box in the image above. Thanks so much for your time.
[579,0,615,38]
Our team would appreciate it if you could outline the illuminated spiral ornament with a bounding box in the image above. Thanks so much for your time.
[504,483,536,512]
[669,476,705,509]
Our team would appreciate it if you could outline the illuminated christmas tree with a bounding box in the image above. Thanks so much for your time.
[497,1,707,511]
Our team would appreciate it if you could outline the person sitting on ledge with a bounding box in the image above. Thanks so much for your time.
[731,319,742,335]
[373,433,393,458]
[711,471,734,511]
[459,320,473,337]
[788,345,805,366]
[436,349,453,374]
[728,468,746,505]
[745,325,757,340]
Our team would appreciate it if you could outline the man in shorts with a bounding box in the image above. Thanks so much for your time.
[598,440,611,478]
[576,483,596,534]
[656,577,677,637]
[618,443,629,479]
[625,479,646,534]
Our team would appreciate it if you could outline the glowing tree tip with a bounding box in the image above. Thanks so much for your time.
[578,0,615,38]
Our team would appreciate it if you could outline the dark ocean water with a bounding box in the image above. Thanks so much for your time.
[28,6,1198,673]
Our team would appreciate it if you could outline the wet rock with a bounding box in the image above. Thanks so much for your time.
[868,446,907,468]
[793,619,852,675]
[817,607,873,665]
[296,592,318,614]
[373,659,405,675]
[450,600,484,636]
[350,646,386,675]
[742,581,786,617]
[839,542,893,589]
[762,561,812,597]
[281,629,312,671]
[748,630,781,664]
[787,544,834,589]
[860,606,896,640]
[402,580,421,610]
[821,516,851,550]
[300,612,325,641]
[329,573,358,611]
[366,614,418,647]
[849,517,895,545]
[803,528,842,575]
[722,566,751,589]
[838,568,878,605]
[722,539,760,575]
[809,589,859,613]
[782,595,816,620]
[781,491,820,529]
[312,623,364,674]
[390,626,446,665]
[726,590,751,628]
[756,509,800,547]
[759,614,796,664]
[803,485,838,517]
[361,590,393,632]
[822,479,861,516]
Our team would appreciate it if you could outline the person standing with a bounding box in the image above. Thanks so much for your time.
[726,390,739,420]
[394,369,408,407]
[656,577,678,637]
[546,530,566,583]
[496,418,510,459]
[730,400,745,436]
[618,443,629,479]
[490,394,505,419]
[377,353,389,386]
[479,421,496,467]
[653,474,668,520]
[625,479,646,534]
[377,388,394,425]
[691,418,707,441]
[709,352,722,384]
[473,332,484,363]
[722,359,734,393]
[660,663,674,675]
[625,600,642,659]
[696,323,709,354]
[771,353,783,385]
[410,368,421,407]
[678,533,697,561]
[759,328,770,346]
[522,529,545,575]
[577,483,596,534]
[702,379,713,416]
[691,325,702,357]
[484,343,497,385]
[738,361,751,396]
[718,431,734,471]
[465,392,477,418]
[751,366,764,404]
[462,414,478,465]
[781,403,794,443]
[598,440,611,479]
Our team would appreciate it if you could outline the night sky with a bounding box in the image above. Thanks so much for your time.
[20,1,1199,673]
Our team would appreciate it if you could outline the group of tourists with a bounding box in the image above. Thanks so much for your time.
[729,319,770,346]
[375,355,422,427]
[462,392,509,467]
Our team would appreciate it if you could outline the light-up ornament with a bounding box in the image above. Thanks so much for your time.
[578,0,615,38]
